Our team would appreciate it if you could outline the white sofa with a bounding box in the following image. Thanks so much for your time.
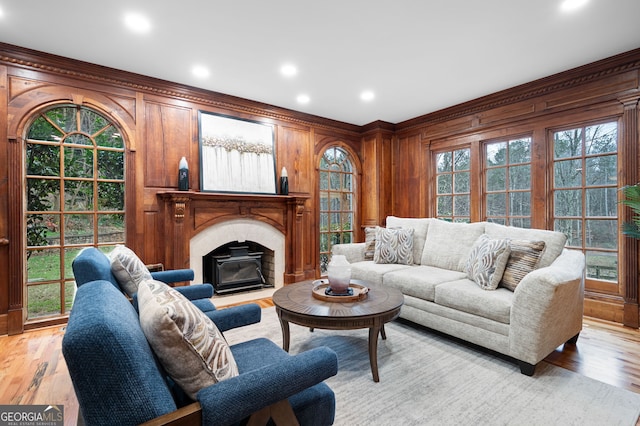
[333,216,585,375]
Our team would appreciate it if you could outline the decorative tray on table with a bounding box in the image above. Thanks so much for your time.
[311,279,369,302]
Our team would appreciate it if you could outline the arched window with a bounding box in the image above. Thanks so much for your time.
[25,105,125,320]
[319,146,355,274]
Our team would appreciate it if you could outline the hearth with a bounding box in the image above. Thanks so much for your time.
[203,242,274,294]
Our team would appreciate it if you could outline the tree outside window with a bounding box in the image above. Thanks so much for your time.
[484,136,532,227]
[553,121,618,283]
[319,146,355,274]
[25,105,125,319]
[435,148,470,222]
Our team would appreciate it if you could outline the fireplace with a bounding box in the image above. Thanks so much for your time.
[158,191,313,303]
[204,242,275,294]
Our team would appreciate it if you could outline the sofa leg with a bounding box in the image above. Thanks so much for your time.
[566,332,580,345]
[518,361,536,376]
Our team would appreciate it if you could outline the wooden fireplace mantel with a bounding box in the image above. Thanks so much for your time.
[157,191,311,284]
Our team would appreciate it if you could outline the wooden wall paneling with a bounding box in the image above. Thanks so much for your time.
[620,95,640,328]
[0,64,9,334]
[360,129,393,228]
[143,102,192,188]
[277,124,315,277]
[392,132,422,217]
[277,124,312,194]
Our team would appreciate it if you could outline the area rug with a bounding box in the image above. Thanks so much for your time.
[223,308,640,426]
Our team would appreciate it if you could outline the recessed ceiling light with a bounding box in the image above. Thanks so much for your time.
[296,94,310,104]
[560,0,589,12]
[192,65,210,79]
[280,64,298,77]
[124,12,151,33]
[360,90,375,102]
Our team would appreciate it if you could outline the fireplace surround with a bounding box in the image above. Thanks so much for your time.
[157,191,312,301]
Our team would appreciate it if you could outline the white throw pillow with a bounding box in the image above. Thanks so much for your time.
[138,279,238,399]
[109,245,152,296]
[466,235,511,290]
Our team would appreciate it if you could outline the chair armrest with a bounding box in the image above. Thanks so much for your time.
[206,304,261,332]
[197,346,338,425]
[173,284,214,300]
[151,269,195,284]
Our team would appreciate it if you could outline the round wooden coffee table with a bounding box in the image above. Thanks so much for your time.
[272,279,404,382]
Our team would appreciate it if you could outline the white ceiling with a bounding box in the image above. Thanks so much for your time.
[1,1,639,126]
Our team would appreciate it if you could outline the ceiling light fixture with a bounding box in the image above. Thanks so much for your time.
[280,64,298,77]
[560,0,589,12]
[360,90,375,102]
[296,94,310,104]
[124,12,151,33]
[192,65,210,79]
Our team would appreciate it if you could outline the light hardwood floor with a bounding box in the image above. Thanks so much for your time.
[1,299,638,426]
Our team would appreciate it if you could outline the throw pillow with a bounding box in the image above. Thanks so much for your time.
[374,227,414,265]
[364,227,377,261]
[137,279,238,399]
[466,234,511,290]
[500,240,546,291]
[109,245,152,296]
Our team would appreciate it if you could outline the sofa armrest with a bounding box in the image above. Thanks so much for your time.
[332,243,366,263]
[196,346,338,425]
[151,268,195,284]
[509,248,585,364]
[206,303,262,332]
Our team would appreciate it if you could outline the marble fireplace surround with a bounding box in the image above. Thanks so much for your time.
[157,191,310,304]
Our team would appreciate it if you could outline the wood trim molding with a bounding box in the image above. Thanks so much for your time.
[398,48,640,131]
[0,43,362,135]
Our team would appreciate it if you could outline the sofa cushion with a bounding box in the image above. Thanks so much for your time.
[383,266,467,301]
[363,227,377,261]
[420,220,486,271]
[500,240,546,291]
[435,279,514,324]
[109,245,152,296]
[374,227,414,265]
[350,261,411,286]
[386,216,433,265]
[138,279,238,400]
[484,222,566,268]
[466,235,511,290]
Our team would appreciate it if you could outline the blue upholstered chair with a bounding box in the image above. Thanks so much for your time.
[72,247,261,332]
[63,280,338,425]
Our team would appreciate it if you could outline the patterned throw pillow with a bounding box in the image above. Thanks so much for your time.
[500,240,546,291]
[374,227,414,265]
[364,227,377,261]
[466,234,511,290]
[109,245,153,296]
[138,279,238,399]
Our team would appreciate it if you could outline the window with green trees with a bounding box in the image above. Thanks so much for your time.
[319,146,355,274]
[25,105,125,319]
[435,148,471,222]
[553,121,618,283]
[484,136,532,227]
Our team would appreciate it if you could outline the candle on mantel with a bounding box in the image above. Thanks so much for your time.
[280,167,289,195]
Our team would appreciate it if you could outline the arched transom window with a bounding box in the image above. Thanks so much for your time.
[25,105,125,320]
[319,146,355,274]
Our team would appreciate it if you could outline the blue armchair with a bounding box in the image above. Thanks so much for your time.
[72,247,261,332]
[63,280,338,425]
